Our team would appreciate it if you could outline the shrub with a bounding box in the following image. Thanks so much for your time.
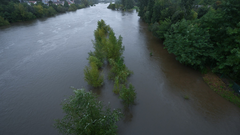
[54,88,123,135]
[119,84,136,107]
[84,62,104,87]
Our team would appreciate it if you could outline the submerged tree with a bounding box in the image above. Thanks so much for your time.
[54,88,123,135]
[84,62,104,87]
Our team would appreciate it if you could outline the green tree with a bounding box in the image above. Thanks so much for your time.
[54,88,123,135]
[181,0,194,19]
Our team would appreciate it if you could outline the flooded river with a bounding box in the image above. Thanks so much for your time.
[0,3,240,135]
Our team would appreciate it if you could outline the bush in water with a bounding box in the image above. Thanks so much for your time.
[84,62,104,87]
[119,84,136,107]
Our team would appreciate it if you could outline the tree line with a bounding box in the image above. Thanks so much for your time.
[138,0,240,82]
[0,0,97,27]
[85,20,136,107]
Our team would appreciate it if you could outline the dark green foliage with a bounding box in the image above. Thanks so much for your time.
[149,18,172,39]
[0,16,10,26]
[164,19,213,69]
[84,62,104,87]
[197,5,209,18]
[141,0,154,23]
[157,18,172,39]
[180,0,194,19]
[119,84,136,107]
[47,6,57,16]
[54,88,123,135]
[138,0,148,18]
[64,1,69,8]
[55,5,68,13]
[124,0,134,9]
[197,0,240,79]
[68,4,78,11]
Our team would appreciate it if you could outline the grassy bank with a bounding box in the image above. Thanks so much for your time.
[203,72,240,108]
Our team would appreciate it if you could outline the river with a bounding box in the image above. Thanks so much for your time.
[0,3,240,135]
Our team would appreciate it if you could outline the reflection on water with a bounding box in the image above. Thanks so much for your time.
[0,3,240,135]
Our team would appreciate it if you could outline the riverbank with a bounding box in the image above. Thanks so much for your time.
[203,72,240,108]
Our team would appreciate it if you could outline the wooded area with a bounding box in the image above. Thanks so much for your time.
[138,0,240,82]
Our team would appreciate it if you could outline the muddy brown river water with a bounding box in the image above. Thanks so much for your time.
[0,3,240,135]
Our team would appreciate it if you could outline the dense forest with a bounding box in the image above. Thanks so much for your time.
[137,0,240,82]
[0,0,97,26]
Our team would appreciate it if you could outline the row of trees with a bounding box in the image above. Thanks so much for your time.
[84,20,137,107]
[54,20,137,134]
[138,0,240,82]
[0,0,96,27]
